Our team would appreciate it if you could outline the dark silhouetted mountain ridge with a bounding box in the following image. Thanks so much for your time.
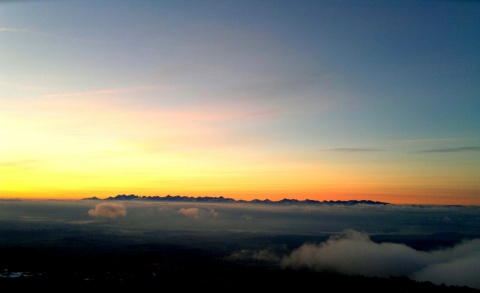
[83,194,390,205]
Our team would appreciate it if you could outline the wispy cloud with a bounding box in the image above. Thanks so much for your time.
[40,86,276,127]
[0,26,104,43]
[0,82,54,93]
[395,137,476,146]
[411,146,480,154]
[42,86,163,98]
[0,160,37,170]
[321,148,383,152]
[0,27,29,33]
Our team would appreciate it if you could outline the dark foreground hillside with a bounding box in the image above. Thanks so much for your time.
[1,267,477,293]
[0,243,478,293]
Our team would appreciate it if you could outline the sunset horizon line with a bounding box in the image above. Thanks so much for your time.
[2,193,479,207]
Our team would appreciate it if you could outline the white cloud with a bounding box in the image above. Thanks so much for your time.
[88,203,127,218]
[178,207,218,219]
[281,229,480,289]
[178,207,200,219]
[412,253,480,289]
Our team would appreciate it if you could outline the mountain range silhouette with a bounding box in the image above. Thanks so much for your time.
[83,194,390,205]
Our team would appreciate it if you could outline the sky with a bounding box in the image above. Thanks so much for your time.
[1,0,479,204]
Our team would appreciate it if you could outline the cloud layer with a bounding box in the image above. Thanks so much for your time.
[321,148,382,152]
[280,230,480,289]
[1,200,479,289]
[88,203,127,218]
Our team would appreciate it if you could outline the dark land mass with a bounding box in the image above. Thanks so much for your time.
[0,223,478,292]
[84,194,391,205]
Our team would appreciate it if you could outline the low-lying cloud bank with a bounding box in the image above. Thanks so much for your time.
[280,230,480,289]
[88,203,127,218]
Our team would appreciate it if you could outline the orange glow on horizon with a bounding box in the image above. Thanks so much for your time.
[2,186,479,206]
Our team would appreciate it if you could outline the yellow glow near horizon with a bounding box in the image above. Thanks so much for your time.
[1,90,479,205]
[2,144,478,205]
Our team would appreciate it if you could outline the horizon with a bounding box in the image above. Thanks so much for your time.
[1,1,480,205]
[2,194,479,207]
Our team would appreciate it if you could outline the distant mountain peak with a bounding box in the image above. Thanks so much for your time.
[82,196,101,200]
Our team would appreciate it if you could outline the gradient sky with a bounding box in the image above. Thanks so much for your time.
[1,0,479,204]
